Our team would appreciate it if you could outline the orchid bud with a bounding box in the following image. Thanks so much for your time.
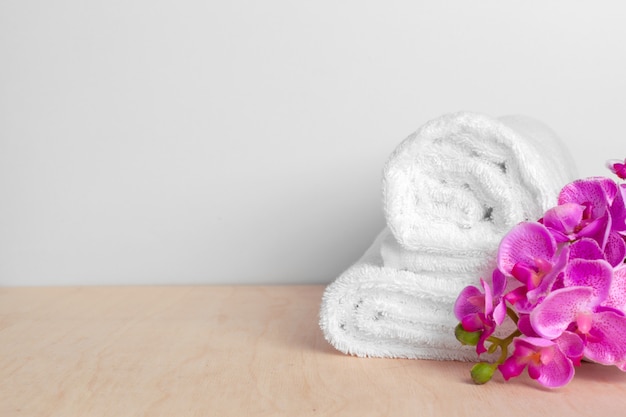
[455,323,481,346]
[470,362,496,385]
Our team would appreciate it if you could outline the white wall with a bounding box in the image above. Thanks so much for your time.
[1,1,624,286]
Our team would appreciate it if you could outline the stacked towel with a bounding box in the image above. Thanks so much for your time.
[320,112,577,360]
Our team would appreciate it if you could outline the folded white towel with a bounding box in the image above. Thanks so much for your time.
[319,230,483,360]
[383,112,578,253]
[320,112,577,360]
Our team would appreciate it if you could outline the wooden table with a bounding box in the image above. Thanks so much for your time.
[2,285,626,416]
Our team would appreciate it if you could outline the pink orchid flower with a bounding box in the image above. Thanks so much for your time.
[559,177,626,265]
[543,203,605,243]
[455,162,626,388]
[498,334,583,388]
[497,222,568,311]
[530,283,626,366]
[558,177,617,249]
[607,158,626,180]
[529,258,626,367]
[559,177,617,213]
[454,270,507,355]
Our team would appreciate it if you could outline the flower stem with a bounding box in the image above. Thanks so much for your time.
[506,307,519,325]
[486,329,522,365]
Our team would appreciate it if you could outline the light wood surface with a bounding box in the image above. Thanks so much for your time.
[2,285,626,416]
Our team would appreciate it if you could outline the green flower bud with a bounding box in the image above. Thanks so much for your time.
[455,323,481,346]
[470,362,496,385]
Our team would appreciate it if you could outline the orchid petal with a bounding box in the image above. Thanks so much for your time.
[569,238,604,261]
[475,325,494,355]
[497,222,557,276]
[504,286,527,304]
[461,314,485,333]
[558,178,615,218]
[543,203,585,239]
[598,177,619,204]
[610,184,626,232]
[530,287,595,339]
[562,258,613,306]
[505,337,575,388]
[493,299,507,326]
[511,262,535,287]
[579,212,612,249]
[607,159,625,177]
[607,159,626,179]
[526,245,569,305]
[605,266,626,312]
[517,313,538,337]
[480,278,493,316]
[555,331,585,364]
[499,355,526,381]
[604,232,626,267]
[491,269,507,299]
[533,346,575,388]
[454,285,483,321]
[583,309,626,365]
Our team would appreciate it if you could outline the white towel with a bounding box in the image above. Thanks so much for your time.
[319,230,483,360]
[383,112,578,253]
[379,229,495,276]
[320,112,577,360]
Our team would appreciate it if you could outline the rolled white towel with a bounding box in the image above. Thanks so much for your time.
[383,112,578,253]
[319,230,486,361]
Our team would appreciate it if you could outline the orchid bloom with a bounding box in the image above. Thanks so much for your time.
[543,203,601,243]
[498,334,583,388]
[530,271,626,366]
[455,160,626,388]
[558,178,617,249]
[454,270,507,354]
[497,222,567,310]
[558,177,626,265]
[607,158,626,180]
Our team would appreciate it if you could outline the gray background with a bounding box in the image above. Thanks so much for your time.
[1,1,623,286]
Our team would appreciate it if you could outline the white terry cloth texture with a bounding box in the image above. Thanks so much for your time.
[380,229,495,276]
[320,112,577,360]
[383,112,578,254]
[319,229,487,360]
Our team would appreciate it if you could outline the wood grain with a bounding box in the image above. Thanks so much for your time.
[1,285,626,416]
